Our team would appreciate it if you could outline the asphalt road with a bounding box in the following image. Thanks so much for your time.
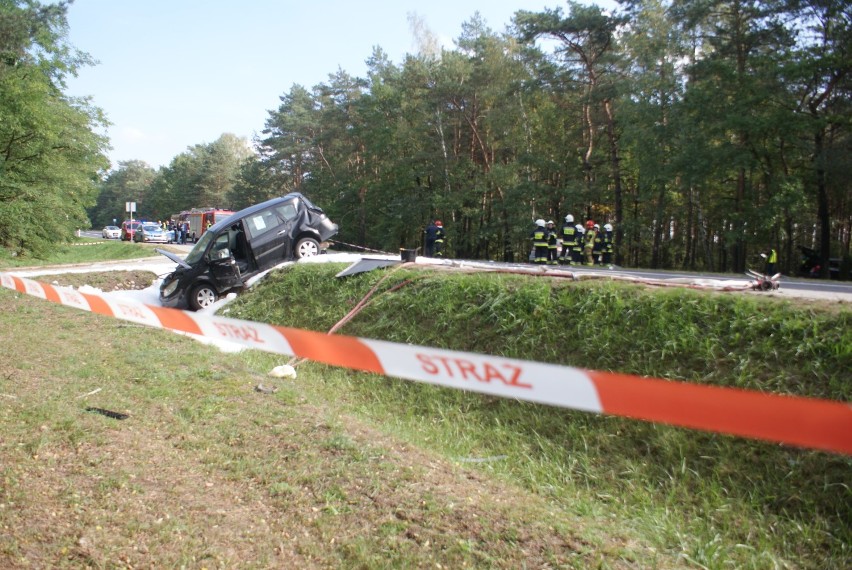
[78,230,852,299]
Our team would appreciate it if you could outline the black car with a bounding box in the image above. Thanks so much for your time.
[157,193,338,310]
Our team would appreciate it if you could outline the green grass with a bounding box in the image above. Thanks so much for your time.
[1,258,849,568]
[0,237,168,268]
[226,263,852,570]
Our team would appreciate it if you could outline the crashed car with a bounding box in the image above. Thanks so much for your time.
[157,193,338,310]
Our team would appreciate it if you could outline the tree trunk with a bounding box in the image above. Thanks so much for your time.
[814,128,831,278]
[603,99,623,265]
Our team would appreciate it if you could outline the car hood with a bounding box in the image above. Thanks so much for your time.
[155,248,191,269]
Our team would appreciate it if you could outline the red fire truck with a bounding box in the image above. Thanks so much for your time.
[177,208,235,243]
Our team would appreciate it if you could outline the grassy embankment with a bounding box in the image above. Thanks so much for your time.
[0,258,849,568]
[0,236,181,269]
[226,263,851,569]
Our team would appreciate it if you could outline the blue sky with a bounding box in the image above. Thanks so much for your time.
[65,1,613,170]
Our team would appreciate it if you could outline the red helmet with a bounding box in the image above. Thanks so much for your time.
[435,220,442,227]
[585,220,595,229]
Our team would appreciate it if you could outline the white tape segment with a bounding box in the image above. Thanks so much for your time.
[364,339,603,412]
[2,272,851,455]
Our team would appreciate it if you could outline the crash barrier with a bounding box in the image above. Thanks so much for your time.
[2,271,850,456]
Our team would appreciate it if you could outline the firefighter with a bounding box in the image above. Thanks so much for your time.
[560,215,576,264]
[531,219,548,264]
[572,224,585,265]
[592,223,604,265]
[424,220,439,257]
[602,223,614,266]
[546,220,559,265]
[433,220,446,257]
[584,220,597,266]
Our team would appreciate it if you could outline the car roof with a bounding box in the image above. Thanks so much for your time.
[207,193,308,234]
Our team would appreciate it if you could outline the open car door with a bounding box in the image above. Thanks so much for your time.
[208,232,243,289]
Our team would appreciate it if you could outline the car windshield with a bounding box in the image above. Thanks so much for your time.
[185,230,216,265]
[142,224,160,231]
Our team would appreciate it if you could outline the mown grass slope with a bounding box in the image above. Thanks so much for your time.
[224,262,851,569]
[0,237,182,269]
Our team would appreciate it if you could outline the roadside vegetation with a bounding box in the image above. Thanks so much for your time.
[1,261,849,568]
[226,263,851,569]
[0,238,183,269]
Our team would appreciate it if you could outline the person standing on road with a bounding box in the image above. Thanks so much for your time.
[424,220,438,257]
[433,220,446,258]
[593,223,604,265]
[560,215,576,264]
[602,223,614,266]
[531,219,548,265]
[763,248,778,276]
[546,220,559,265]
[584,220,597,266]
[572,224,585,265]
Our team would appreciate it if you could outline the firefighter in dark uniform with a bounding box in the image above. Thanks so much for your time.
[531,219,548,265]
[546,220,559,265]
[572,224,585,265]
[560,215,576,264]
[424,220,439,257]
[433,220,445,257]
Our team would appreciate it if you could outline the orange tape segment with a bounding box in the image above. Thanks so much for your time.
[590,371,852,454]
[41,282,63,304]
[79,292,114,317]
[148,305,204,335]
[277,326,385,374]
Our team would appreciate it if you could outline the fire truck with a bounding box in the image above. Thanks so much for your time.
[177,208,235,243]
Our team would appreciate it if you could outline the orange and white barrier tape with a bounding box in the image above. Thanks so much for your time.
[2,272,851,456]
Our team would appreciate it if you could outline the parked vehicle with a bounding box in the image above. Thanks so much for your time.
[134,222,170,244]
[102,225,121,239]
[177,208,235,243]
[157,193,338,310]
[120,220,142,241]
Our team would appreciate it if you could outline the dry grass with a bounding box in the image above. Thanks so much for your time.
[0,286,646,569]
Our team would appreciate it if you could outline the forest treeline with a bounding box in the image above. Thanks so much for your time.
[3,1,850,276]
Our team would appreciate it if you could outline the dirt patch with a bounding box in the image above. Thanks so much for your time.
[37,270,159,292]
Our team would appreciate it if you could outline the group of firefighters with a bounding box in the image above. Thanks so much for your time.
[422,215,614,265]
[531,215,614,266]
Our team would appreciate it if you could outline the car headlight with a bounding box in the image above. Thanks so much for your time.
[161,278,179,297]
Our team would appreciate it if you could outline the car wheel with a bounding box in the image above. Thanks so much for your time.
[295,237,320,259]
[189,284,218,311]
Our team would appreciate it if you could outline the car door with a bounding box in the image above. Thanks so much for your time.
[207,231,242,290]
[244,200,299,269]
